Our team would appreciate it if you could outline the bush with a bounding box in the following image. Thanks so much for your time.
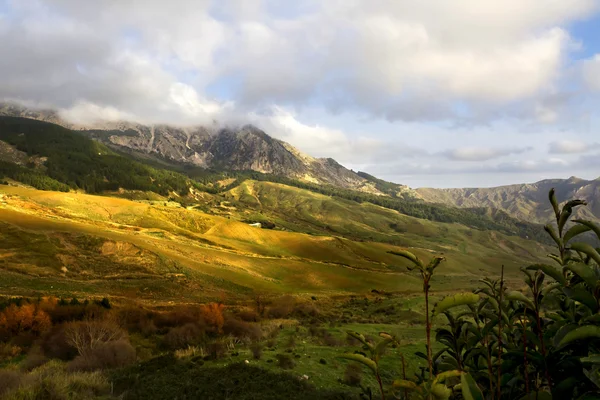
[153,306,203,329]
[21,346,48,371]
[117,306,157,335]
[293,303,320,318]
[223,318,261,341]
[46,304,105,324]
[267,296,296,319]
[164,323,205,350]
[63,320,127,356]
[237,310,260,322]
[250,342,263,360]
[68,339,136,371]
[343,363,362,386]
[276,353,295,370]
[0,370,22,397]
[201,303,225,333]
[0,343,22,361]
[0,304,52,340]
[41,324,78,360]
[5,360,110,399]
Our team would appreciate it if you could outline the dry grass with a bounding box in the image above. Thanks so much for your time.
[2,360,110,400]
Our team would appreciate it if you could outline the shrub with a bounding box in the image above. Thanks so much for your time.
[276,353,295,369]
[0,343,22,361]
[267,296,296,319]
[223,318,261,341]
[64,319,127,356]
[0,304,52,340]
[41,324,78,360]
[153,306,203,329]
[6,360,110,399]
[293,303,320,318]
[201,303,225,333]
[116,306,157,335]
[0,370,22,397]
[21,346,48,371]
[68,339,136,371]
[250,342,263,360]
[46,304,105,324]
[237,310,260,322]
[164,323,205,350]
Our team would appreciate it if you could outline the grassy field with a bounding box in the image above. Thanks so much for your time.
[0,183,549,304]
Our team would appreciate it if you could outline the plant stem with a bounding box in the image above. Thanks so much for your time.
[496,265,504,400]
[522,309,529,396]
[401,353,408,400]
[424,276,433,378]
[376,371,385,400]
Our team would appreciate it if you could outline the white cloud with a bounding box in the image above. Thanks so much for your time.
[1,0,597,124]
[1,0,600,188]
[441,146,532,161]
[549,140,600,154]
[582,54,600,91]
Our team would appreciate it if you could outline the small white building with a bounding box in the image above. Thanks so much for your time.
[249,222,262,228]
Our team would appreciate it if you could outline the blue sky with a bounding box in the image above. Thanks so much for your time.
[1,0,600,188]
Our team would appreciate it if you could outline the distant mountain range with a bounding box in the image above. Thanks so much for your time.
[1,102,598,225]
[417,177,600,224]
[0,103,388,194]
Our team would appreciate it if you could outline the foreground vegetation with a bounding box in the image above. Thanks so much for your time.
[338,189,600,399]
[0,189,598,399]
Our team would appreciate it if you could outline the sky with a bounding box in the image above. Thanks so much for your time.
[1,0,600,188]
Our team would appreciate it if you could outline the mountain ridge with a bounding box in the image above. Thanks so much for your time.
[0,103,382,194]
[416,177,600,224]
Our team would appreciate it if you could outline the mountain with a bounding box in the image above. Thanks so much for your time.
[0,103,380,193]
[417,176,600,224]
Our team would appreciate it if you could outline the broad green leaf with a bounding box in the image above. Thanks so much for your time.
[432,293,479,316]
[541,282,562,296]
[433,370,462,384]
[580,354,600,364]
[564,263,599,289]
[553,323,578,348]
[526,263,566,285]
[557,325,600,348]
[506,291,535,310]
[563,286,598,312]
[571,243,600,266]
[374,338,392,361]
[461,373,484,400]
[388,250,423,268]
[549,188,559,219]
[392,379,417,390]
[545,224,562,248]
[564,224,592,243]
[346,331,372,350]
[573,220,600,242]
[559,199,587,234]
[548,253,564,266]
[339,353,377,373]
[431,383,452,400]
[427,256,446,272]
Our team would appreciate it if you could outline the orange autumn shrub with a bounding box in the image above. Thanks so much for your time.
[0,304,52,339]
[201,303,224,333]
